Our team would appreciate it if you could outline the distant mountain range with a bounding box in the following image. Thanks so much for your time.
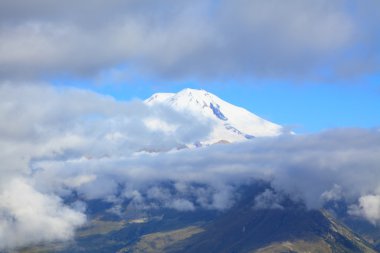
[145,88,283,145]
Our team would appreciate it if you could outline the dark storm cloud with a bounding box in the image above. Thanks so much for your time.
[0,0,379,81]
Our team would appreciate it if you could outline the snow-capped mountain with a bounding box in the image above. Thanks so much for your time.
[145,88,283,145]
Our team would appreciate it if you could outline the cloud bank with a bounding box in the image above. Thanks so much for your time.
[0,0,379,81]
[1,84,380,249]
[33,127,380,214]
[0,83,211,250]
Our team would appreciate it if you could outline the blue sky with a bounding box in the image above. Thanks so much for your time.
[52,75,380,133]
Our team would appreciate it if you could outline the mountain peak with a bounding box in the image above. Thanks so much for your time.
[145,88,283,145]
[178,87,206,94]
[176,88,210,98]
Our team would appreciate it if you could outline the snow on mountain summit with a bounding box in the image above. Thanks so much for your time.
[145,88,283,145]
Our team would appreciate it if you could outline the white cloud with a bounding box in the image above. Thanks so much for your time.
[321,184,343,202]
[0,83,211,249]
[169,199,195,212]
[253,189,284,210]
[349,195,380,225]
[63,174,97,188]
[31,126,380,222]
[0,0,379,81]
[0,178,85,250]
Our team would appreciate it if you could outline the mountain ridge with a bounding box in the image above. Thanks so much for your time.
[163,185,379,253]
